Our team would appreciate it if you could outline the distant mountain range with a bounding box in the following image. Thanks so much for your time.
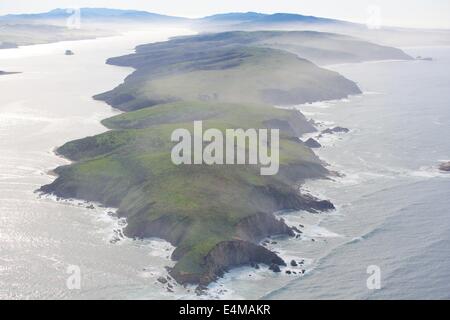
[0,8,186,23]
[199,12,345,25]
[1,8,449,46]
[0,8,348,27]
[196,11,450,46]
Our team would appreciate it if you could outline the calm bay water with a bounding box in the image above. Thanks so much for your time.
[1,34,449,300]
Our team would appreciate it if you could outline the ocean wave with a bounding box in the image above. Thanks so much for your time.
[36,193,126,244]
[408,166,450,178]
[302,224,343,239]
[375,164,450,180]
[362,91,383,95]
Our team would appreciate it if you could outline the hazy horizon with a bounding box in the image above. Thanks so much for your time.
[0,0,449,29]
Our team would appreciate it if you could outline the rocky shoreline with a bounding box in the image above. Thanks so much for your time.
[40,153,336,286]
[39,104,337,288]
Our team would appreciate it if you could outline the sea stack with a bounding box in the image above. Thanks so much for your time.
[439,162,450,172]
[304,138,322,148]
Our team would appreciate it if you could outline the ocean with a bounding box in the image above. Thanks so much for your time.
[0,33,449,299]
[263,46,450,300]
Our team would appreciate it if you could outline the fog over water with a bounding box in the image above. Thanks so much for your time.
[0,30,449,299]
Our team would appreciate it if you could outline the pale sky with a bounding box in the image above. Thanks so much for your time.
[0,0,449,29]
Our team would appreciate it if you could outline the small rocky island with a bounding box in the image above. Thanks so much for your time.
[65,50,75,56]
[304,138,322,148]
[439,162,450,172]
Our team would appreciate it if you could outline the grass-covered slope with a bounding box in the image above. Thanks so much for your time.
[41,101,333,285]
[94,31,363,112]
[246,30,413,65]
[41,30,413,285]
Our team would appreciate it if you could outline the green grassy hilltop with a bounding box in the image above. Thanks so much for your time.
[42,101,333,284]
[94,31,363,112]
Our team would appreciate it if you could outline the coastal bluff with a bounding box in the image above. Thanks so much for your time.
[40,30,412,286]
